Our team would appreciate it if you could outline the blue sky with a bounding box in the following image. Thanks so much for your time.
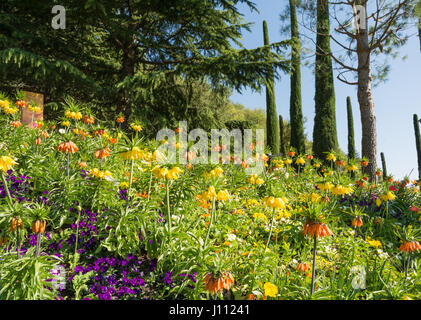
[230,0,421,179]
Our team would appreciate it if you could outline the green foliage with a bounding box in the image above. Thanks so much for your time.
[414,114,421,180]
[312,0,338,160]
[263,20,280,154]
[279,115,287,155]
[0,247,61,300]
[381,152,388,180]
[0,0,290,129]
[288,0,305,155]
[346,97,355,161]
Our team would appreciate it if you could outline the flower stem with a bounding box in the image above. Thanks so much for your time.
[1,173,14,210]
[16,226,20,259]
[405,252,411,280]
[265,208,276,252]
[35,233,41,258]
[127,159,134,203]
[147,172,152,202]
[204,197,216,248]
[166,180,171,240]
[74,209,82,265]
[67,153,70,177]
[310,235,317,296]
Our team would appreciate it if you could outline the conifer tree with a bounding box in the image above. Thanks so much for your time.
[346,96,356,160]
[279,114,287,155]
[263,20,280,154]
[414,114,421,180]
[289,0,305,155]
[380,152,387,180]
[312,0,338,161]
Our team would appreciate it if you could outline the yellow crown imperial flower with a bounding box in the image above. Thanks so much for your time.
[295,157,305,166]
[346,165,358,171]
[326,153,336,161]
[153,150,166,162]
[120,147,143,160]
[152,166,168,179]
[0,99,10,109]
[273,197,287,209]
[28,105,42,113]
[166,167,183,180]
[284,159,292,165]
[207,186,216,198]
[217,190,230,201]
[119,182,130,189]
[130,123,143,132]
[0,156,17,172]
[318,182,333,191]
[311,193,321,203]
[264,282,278,298]
[248,174,257,184]
[89,168,112,179]
[381,192,395,201]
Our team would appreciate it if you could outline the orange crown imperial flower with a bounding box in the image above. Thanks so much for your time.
[94,129,107,136]
[351,216,363,228]
[335,160,346,166]
[297,263,311,272]
[57,141,79,153]
[95,147,111,159]
[15,100,27,108]
[399,241,421,252]
[10,121,22,128]
[203,272,234,294]
[116,116,125,123]
[78,161,88,168]
[82,115,95,124]
[303,220,334,238]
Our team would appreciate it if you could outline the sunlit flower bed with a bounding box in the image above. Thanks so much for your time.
[0,94,420,300]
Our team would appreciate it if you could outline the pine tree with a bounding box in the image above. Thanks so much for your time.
[414,114,421,180]
[263,20,280,154]
[380,152,387,180]
[346,96,356,160]
[289,0,305,155]
[312,0,338,161]
[279,114,287,155]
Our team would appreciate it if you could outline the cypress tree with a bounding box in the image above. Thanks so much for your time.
[279,115,287,155]
[414,114,421,181]
[312,0,338,160]
[289,0,305,155]
[346,96,356,160]
[263,20,280,154]
[380,152,387,180]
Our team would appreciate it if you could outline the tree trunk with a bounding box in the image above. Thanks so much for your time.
[356,10,377,182]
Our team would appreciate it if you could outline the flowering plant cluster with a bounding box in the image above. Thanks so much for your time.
[0,94,421,300]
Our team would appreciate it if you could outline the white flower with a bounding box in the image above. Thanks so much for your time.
[226,233,237,242]
[58,128,65,134]
[376,248,389,259]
